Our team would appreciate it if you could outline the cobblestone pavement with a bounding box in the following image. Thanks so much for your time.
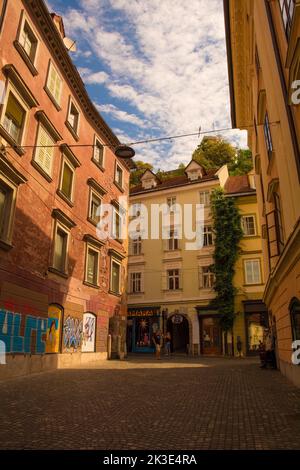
[1,355,300,450]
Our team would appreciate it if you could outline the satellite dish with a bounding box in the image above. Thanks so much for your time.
[63,37,77,52]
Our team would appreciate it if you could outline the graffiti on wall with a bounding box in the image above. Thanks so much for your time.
[63,316,83,352]
[82,313,96,352]
[46,305,62,353]
[0,309,47,354]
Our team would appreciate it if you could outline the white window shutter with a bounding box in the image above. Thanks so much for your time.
[35,126,54,175]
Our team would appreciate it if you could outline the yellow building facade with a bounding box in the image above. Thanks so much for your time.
[127,161,266,357]
[224,0,300,385]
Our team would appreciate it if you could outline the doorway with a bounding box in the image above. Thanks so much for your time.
[167,315,189,353]
[201,317,222,355]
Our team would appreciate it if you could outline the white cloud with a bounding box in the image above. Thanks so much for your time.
[61,0,247,169]
[96,103,147,128]
[77,67,108,84]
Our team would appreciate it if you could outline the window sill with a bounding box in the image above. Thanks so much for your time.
[243,235,260,239]
[65,121,79,141]
[56,189,74,207]
[31,160,52,182]
[44,86,62,111]
[91,158,105,172]
[0,125,25,156]
[163,248,181,252]
[163,289,183,292]
[243,283,264,287]
[0,239,13,251]
[48,267,69,279]
[87,217,99,228]
[109,290,122,297]
[113,181,124,193]
[13,41,38,76]
[83,281,100,289]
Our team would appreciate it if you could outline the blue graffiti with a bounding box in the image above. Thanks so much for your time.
[0,310,47,354]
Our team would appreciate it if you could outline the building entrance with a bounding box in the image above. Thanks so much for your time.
[167,315,189,353]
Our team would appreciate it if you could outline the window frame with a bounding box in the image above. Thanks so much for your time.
[15,10,39,73]
[289,298,300,342]
[0,176,15,248]
[263,111,274,160]
[200,265,215,289]
[51,221,70,276]
[84,243,100,287]
[279,0,295,40]
[58,154,76,205]
[199,190,211,206]
[168,227,179,251]
[110,258,121,295]
[0,85,28,148]
[88,188,102,226]
[203,225,213,247]
[92,135,105,170]
[130,272,142,294]
[45,60,63,110]
[241,214,257,237]
[114,162,124,190]
[167,268,180,291]
[244,258,262,285]
[131,236,142,255]
[66,97,80,139]
[32,123,56,180]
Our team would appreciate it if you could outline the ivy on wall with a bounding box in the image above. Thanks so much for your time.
[210,188,243,331]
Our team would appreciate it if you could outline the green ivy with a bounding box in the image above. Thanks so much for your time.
[210,188,243,331]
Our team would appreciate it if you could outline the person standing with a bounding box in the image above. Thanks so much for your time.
[164,331,171,356]
[152,330,162,360]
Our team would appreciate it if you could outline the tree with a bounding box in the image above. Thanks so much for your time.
[156,163,186,181]
[130,160,154,187]
[192,136,253,175]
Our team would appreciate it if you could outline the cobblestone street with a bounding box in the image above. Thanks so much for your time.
[1,356,300,450]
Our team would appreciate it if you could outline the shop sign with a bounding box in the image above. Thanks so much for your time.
[127,307,160,317]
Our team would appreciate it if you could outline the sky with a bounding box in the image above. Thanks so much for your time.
[47,0,247,170]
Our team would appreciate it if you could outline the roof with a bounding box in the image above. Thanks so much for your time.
[224,175,256,195]
[130,170,218,195]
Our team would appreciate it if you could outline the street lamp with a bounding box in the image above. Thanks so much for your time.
[114,145,135,159]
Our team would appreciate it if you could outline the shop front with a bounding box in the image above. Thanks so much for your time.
[127,307,161,353]
[243,300,268,355]
[197,307,222,356]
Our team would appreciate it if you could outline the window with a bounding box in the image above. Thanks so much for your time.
[46,62,62,107]
[115,164,123,188]
[19,19,38,63]
[34,125,55,177]
[167,197,176,211]
[113,206,122,240]
[85,246,99,286]
[131,236,142,255]
[60,159,74,202]
[263,112,273,159]
[53,225,68,273]
[274,192,284,248]
[199,191,210,206]
[67,100,80,136]
[203,225,213,246]
[167,269,180,290]
[244,259,262,285]
[290,298,300,341]
[89,191,101,225]
[255,45,260,75]
[2,92,26,144]
[168,228,179,250]
[242,215,257,236]
[130,272,142,293]
[111,259,121,294]
[93,138,104,168]
[0,181,13,242]
[201,266,215,289]
[279,0,295,40]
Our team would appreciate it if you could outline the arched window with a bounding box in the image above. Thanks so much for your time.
[289,298,300,341]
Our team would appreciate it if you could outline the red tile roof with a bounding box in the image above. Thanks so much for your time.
[130,170,218,195]
[224,175,256,195]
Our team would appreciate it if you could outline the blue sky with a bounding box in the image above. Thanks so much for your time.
[47,0,247,170]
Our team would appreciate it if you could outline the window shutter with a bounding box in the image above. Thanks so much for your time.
[198,266,203,288]
[35,126,54,175]
[162,270,167,291]
[179,270,183,289]
[141,272,144,293]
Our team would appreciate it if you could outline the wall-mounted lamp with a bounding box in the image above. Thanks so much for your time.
[114,145,135,159]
